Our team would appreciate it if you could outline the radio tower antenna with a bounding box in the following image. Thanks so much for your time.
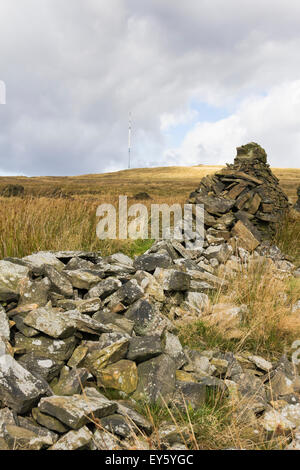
[128,112,132,169]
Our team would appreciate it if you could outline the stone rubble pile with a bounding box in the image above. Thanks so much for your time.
[0,238,298,450]
[186,142,289,251]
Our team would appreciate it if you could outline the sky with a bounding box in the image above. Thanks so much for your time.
[0,0,300,176]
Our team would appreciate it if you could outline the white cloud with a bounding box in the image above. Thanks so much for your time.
[167,81,300,167]
[0,0,300,174]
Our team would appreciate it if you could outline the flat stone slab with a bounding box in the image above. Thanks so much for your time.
[22,252,65,271]
[39,394,117,429]
[49,426,93,450]
[14,333,77,361]
[24,307,76,339]
[127,336,163,363]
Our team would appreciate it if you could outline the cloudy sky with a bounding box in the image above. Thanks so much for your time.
[0,0,300,176]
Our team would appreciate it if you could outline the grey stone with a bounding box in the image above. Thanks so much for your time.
[134,354,176,405]
[204,244,231,263]
[3,424,55,450]
[18,277,50,306]
[0,260,29,302]
[164,332,187,369]
[181,292,210,315]
[127,336,163,363]
[64,269,102,289]
[133,253,172,272]
[39,394,117,430]
[32,407,69,433]
[44,265,73,297]
[105,279,144,308]
[49,426,93,450]
[0,354,49,413]
[114,402,152,433]
[17,353,63,382]
[173,381,206,410]
[24,307,76,339]
[22,252,65,272]
[87,277,122,299]
[57,297,102,314]
[13,314,40,337]
[51,366,89,396]
[0,305,10,340]
[100,414,132,438]
[92,428,122,450]
[14,333,77,361]
[154,268,190,291]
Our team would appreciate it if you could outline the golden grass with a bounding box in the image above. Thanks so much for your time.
[0,165,299,201]
[0,165,299,259]
[179,258,300,359]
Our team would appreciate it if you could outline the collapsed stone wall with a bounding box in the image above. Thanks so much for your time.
[0,240,298,450]
[187,143,289,251]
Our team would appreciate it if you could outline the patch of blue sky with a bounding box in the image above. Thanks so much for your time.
[163,100,231,147]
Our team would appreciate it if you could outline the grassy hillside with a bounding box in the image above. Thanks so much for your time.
[0,165,299,202]
[0,165,299,260]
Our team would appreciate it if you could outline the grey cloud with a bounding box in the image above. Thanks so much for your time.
[0,0,299,175]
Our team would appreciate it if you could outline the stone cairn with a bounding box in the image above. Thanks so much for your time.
[187,142,289,252]
[0,144,299,450]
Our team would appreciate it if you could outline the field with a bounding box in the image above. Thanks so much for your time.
[0,165,299,260]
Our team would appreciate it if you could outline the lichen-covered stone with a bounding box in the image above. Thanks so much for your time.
[44,265,73,298]
[51,366,89,396]
[0,354,49,413]
[14,333,77,361]
[64,269,102,289]
[127,336,163,363]
[153,268,190,291]
[173,381,206,410]
[82,339,129,376]
[24,307,76,339]
[22,251,65,272]
[97,360,138,394]
[32,407,69,434]
[0,305,10,340]
[49,426,93,450]
[0,260,29,301]
[39,394,117,429]
[134,354,176,405]
[100,414,132,438]
[17,353,63,382]
[3,424,55,450]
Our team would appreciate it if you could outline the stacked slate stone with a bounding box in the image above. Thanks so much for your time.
[187,142,289,251]
[0,243,298,450]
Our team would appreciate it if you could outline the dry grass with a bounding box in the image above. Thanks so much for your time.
[0,165,299,201]
[179,259,300,359]
[0,165,299,259]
